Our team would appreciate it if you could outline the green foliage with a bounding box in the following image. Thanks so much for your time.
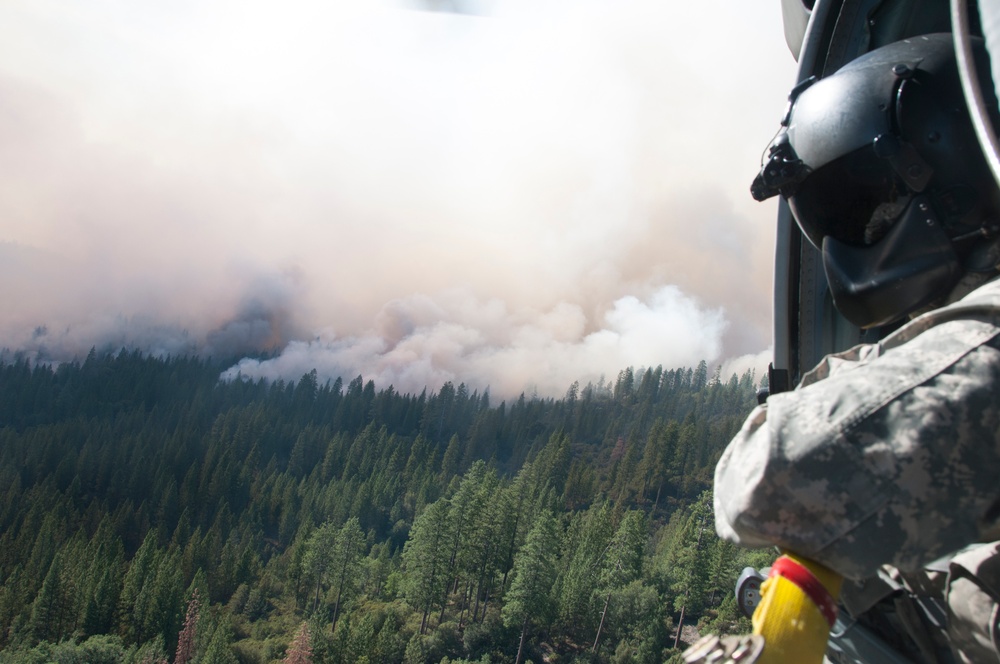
[606,580,671,663]
[462,614,514,662]
[554,503,614,639]
[502,512,560,630]
[29,554,66,643]
[196,619,238,664]
[0,352,761,662]
[402,499,452,634]
[503,511,560,664]
[593,511,649,653]
[303,522,338,614]
[697,592,751,637]
[0,634,167,664]
[660,491,714,617]
[8,635,117,664]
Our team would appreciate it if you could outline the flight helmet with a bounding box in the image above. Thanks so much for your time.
[752,33,1000,328]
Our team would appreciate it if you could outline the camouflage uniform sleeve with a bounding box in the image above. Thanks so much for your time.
[715,281,1000,580]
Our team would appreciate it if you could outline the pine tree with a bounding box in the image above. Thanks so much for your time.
[401,499,451,634]
[198,619,238,664]
[145,550,184,652]
[283,622,313,664]
[665,491,714,649]
[81,519,125,637]
[330,517,364,631]
[502,512,560,664]
[175,591,200,664]
[593,510,646,653]
[302,522,337,613]
[455,465,500,626]
[555,502,613,637]
[119,531,160,643]
[439,434,463,479]
[29,554,64,643]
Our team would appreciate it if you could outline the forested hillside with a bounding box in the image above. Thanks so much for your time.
[0,351,771,663]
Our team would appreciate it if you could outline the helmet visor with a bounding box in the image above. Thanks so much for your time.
[788,146,909,249]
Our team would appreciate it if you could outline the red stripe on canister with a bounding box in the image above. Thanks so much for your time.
[768,556,838,628]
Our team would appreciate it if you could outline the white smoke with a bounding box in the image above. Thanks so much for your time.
[719,349,772,388]
[0,0,794,397]
[222,285,727,396]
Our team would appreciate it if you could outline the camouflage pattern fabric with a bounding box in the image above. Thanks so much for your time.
[945,542,1000,663]
[715,277,1000,580]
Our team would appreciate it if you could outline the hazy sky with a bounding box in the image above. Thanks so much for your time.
[0,0,798,398]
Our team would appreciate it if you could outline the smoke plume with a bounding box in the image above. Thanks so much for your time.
[0,0,795,397]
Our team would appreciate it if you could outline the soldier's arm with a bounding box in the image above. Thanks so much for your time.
[716,307,1000,580]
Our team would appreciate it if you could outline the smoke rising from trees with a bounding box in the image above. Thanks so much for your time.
[0,0,794,397]
[222,286,729,398]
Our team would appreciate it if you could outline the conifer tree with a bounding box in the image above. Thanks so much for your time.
[593,510,646,653]
[401,499,451,634]
[456,465,500,626]
[175,591,200,664]
[502,511,560,664]
[302,522,337,613]
[554,502,613,637]
[283,621,313,664]
[81,519,125,637]
[145,550,184,652]
[29,554,64,643]
[441,462,487,597]
[330,517,364,631]
[440,434,463,480]
[118,531,160,643]
[665,491,714,649]
[197,619,238,664]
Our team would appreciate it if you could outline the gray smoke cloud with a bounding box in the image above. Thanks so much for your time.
[222,285,729,397]
[0,0,795,397]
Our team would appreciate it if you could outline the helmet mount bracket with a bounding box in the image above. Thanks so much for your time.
[873,132,933,192]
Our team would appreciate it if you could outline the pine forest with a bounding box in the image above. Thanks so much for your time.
[0,350,773,663]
